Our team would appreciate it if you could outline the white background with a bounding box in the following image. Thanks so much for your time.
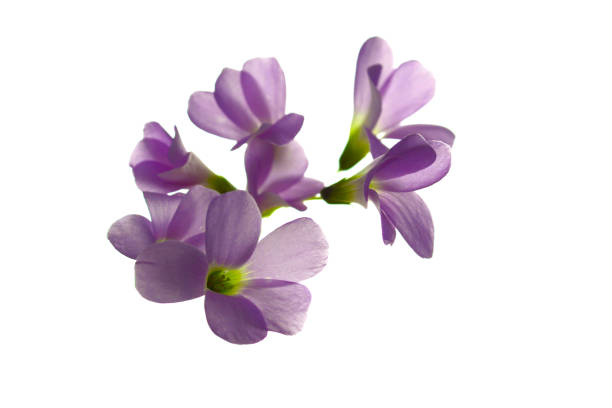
[2,1,611,406]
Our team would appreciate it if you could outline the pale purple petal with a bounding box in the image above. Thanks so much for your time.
[384,124,455,146]
[166,127,188,165]
[242,58,286,123]
[279,178,324,204]
[368,190,396,245]
[135,241,208,303]
[214,68,260,132]
[375,61,435,133]
[143,122,173,146]
[377,191,434,258]
[107,215,154,259]
[365,134,436,200]
[204,291,267,344]
[248,218,328,282]
[242,280,311,335]
[260,141,308,194]
[132,161,175,193]
[184,232,206,251]
[366,127,389,159]
[245,137,274,196]
[354,37,393,116]
[246,138,308,196]
[144,192,183,239]
[205,191,261,267]
[166,186,219,242]
[188,91,249,140]
[375,141,451,192]
[129,139,169,168]
[257,113,304,145]
[157,153,212,186]
[231,135,252,151]
[129,122,173,168]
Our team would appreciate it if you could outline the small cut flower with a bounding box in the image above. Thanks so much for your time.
[188,57,304,149]
[245,136,323,216]
[188,58,322,214]
[323,128,453,258]
[130,122,235,194]
[133,190,328,344]
[107,185,219,259]
[339,37,436,170]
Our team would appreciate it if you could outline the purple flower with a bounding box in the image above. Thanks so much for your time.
[339,37,437,170]
[130,122,235,194]
[322,128,454,258]
[188,58,322,214]
[133,190,328,344]
[245,137,324,216]
[107,186,218,259]
[188,57,304,149]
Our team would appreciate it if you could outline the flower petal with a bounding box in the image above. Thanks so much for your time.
[166,127,188,166]
[144,192,183,239]
[375,140,451,192]
[242,280,311,335]
[143,122,173,146]
[188,91,248,140]
[107,215,155,259]
[257,113,304,145]
[366,127,389,159]
[157,152,212,186]
[367,134,436,192]
[214,68,260,132]
[384,124,455,147]
[205,191,261,267]
[377,191,434,258]
[132,161,174,193]
[129,122,173,168]
[241,57,286,123]
[368,190,396,245]
[262,141,308,194]
[354,37,393,117]
[248,218,328,282]
[204,291,267,344]
[166,186,219,243]
[375,61,435,133]
[245,137,274,196]
[279,177,324,205]
[135,241,208,303]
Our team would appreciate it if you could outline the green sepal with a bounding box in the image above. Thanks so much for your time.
[206,174,236,194]
[339,125,370,171]
[321,177,359,205]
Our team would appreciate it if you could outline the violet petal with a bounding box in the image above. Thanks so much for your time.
[248,218,328,282]
[205,191,261,268]
[257,113,304,145]
[375,61,435,133]
[135,241,208,303]
[241,57,286,123]
[144,192,183,239]
[107,215,155,259]
[188,91,248,140]
[377,191,434,258]
[204,291,267,344]
[214,68,260,132]
[242,280,311,335]
[375,141,452,192]
[384,124,455,147]
[166,186,219,243]
[354,37,393,117]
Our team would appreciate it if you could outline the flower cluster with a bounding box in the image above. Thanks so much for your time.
[108,37,454,344]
